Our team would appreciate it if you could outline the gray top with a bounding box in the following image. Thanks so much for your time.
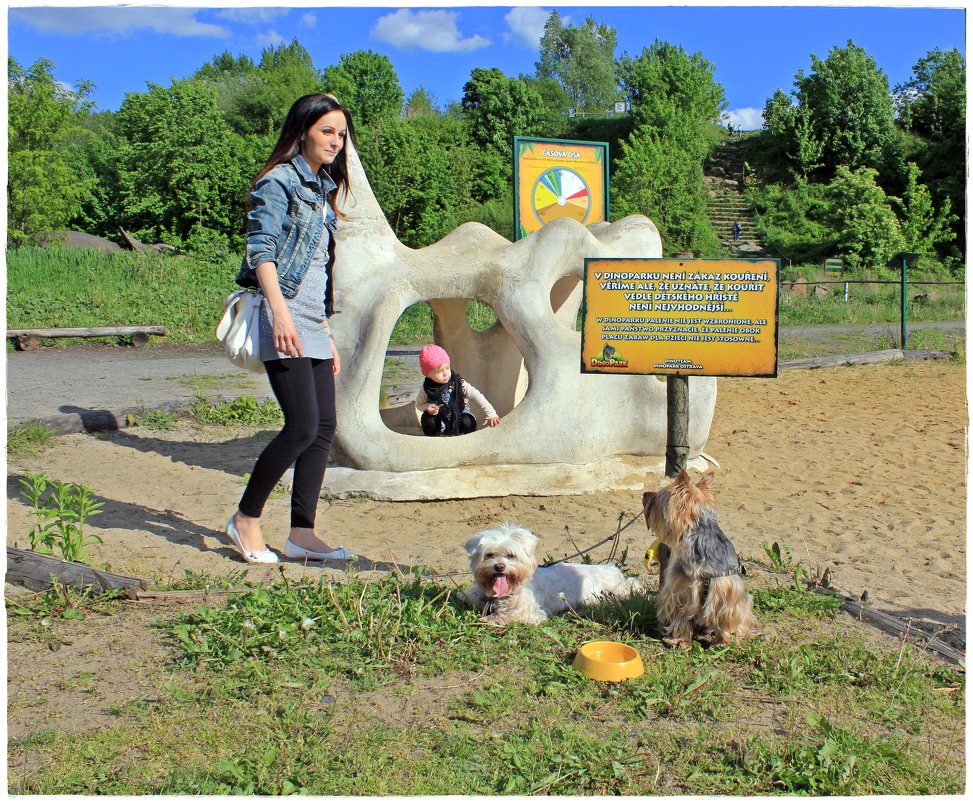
[259,206,333,361]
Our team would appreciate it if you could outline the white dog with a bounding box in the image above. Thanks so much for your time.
[462,523,639,625]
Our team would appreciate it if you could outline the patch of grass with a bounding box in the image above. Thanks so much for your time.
[8,564,964,795]
[179,373,260,391]
[719,712,943,794]
[7,421,55,456]
[127,403,177,431]
[6,246,232,344]
[6,583,124,624]
[389,302,433,346]
[190,394,282,427]
[147,567,253,592]
[778,279,964,327]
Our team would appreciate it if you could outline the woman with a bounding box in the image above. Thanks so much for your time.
[225,94,355,564]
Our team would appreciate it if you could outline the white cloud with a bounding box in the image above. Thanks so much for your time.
[371,9,490,53]
[723,107,765,131]
[10,7,228,38]
[216,8,289,25]
[503,7,552,49]
[256,29,286,48]
[300,13,317,29]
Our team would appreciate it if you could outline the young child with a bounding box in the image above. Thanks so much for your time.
[416,344,501,436]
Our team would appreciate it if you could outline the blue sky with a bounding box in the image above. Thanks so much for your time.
[6,2,967,130]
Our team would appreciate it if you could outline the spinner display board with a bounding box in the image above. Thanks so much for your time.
[513,137,609,240]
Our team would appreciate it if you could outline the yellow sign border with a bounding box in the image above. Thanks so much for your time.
[581,258,780,377]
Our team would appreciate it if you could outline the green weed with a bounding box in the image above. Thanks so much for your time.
[148,567,252,592]
[18,471,104,563]
[190,394,282,427]
[168,572,485,686]
[6,582,123,624]
[7,421,54,456]
[732,712,933,794]
[128,403,177,431]
[761,539,795,571]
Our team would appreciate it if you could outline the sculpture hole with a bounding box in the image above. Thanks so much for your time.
[380,298,528,436]
[550,275,584,332]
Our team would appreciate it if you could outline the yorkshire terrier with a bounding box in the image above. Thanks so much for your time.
[642,470,759,648]
[463,523,638,625]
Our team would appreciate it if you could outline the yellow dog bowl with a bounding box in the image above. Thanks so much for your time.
[573,640,645,682]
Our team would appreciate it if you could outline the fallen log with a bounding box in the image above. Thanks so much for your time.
[6,546,146,593]
[780,348,953,370]
[7,325,167,350]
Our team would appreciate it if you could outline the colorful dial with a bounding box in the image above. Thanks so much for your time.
[532,166,591,226]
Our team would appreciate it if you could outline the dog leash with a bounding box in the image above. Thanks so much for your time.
[541,507,646,567]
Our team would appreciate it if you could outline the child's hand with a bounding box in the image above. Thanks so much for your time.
[484,416,501,427]
[425,404,439,415]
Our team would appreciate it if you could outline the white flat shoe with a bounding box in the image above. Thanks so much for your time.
[283,539,355,561]
[226,516,279,564]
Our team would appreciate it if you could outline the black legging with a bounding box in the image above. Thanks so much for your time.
[238,357,336,529]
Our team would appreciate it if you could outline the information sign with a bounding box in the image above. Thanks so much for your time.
[581,258,780,377]
[513,136,609,240]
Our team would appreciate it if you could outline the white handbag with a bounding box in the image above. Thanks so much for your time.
[216,289,265,373]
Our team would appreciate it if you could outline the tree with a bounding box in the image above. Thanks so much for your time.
[769,41,900,181]
[197,40,324,138]
[895,49,965,260]
[619,40,726,144]
[612,42,725,254]
[761,88,825,179]
[461,68,545,198]
[114,78,247,246]
[359,114,475,247]
[521,75,571,138]
[323,50,403,128]
[892,162,956,260]
[895,48,965,140]
[404,87,437,118]
[8,57,96,244]
[70,110,122,238]
[825,166,904,272]
[536,11,618,116]
[612,118,719,256]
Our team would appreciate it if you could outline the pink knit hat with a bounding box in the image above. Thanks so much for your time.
[419,344,450,376]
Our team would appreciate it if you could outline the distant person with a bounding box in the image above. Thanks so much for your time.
[732,221,742,242]
[416,344,501,436]
[225,94,356,564]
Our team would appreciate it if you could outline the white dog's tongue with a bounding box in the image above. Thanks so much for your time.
[492,575,510,596]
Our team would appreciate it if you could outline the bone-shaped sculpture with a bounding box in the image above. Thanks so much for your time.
[327,142,716,493]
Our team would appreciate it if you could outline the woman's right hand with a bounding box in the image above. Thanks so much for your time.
[273,307,303,358]
[254,261,303,358]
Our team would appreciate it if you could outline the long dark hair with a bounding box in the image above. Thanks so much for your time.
[248,94,355,216]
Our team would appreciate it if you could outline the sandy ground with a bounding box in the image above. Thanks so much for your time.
[7,359,966,638]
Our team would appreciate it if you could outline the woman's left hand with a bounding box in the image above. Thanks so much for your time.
[330,339,341,375]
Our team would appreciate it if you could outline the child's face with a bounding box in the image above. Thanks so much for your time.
[427,363,451,384]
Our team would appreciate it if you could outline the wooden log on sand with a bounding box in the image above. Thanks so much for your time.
[6,546,146,594]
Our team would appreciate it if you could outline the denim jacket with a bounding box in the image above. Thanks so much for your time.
[235,154,338,317]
